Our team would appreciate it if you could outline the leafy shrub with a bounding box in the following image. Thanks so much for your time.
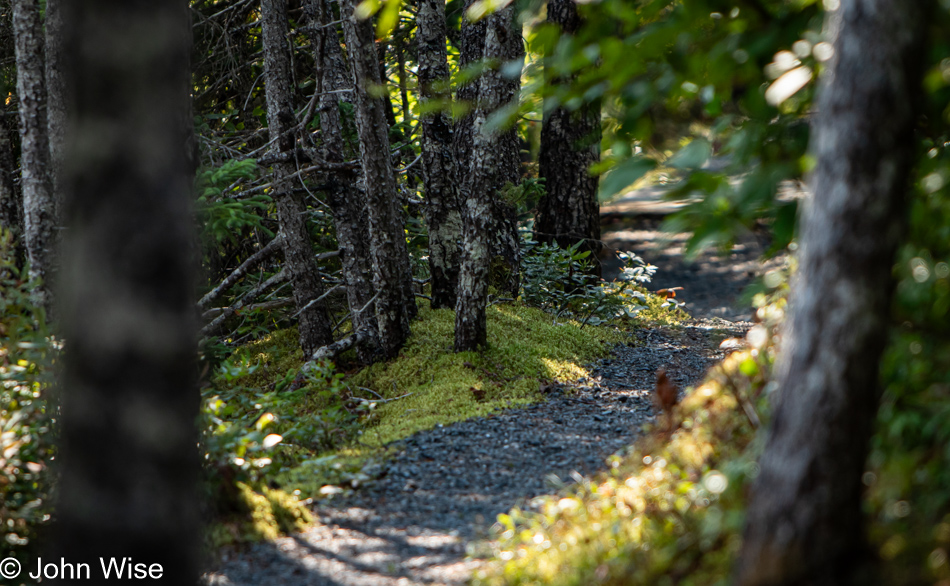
[520,240,682,326]
[0,230,57,564]
[195,159,273,248]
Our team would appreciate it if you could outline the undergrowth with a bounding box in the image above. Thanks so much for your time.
[472,289,785,586]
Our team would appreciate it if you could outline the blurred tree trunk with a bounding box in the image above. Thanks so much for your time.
[261,0,334,357]
[454,5,517,351]
[12,0,55,311]
[305,0,379,362]
[535,0,602,276]
[45,0,67,218]
[339,0,416,359]
[417,0,462,309]
[454,0,523,296]
[736,2,931,584]
[53,1,200,583]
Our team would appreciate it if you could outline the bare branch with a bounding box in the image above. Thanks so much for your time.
[197,235,283,310]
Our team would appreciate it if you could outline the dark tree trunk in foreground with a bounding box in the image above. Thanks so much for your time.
[45,0,67,217]
[535,0,602,275]
[53,1,200,583]
[454,5,517,351]
[305,0,379,362]
[736,2,930,585]
[12,0,55,310]
[261,0,334,357]
[418,0,462,309]
[454,0,524,295]
[340,0,416,359]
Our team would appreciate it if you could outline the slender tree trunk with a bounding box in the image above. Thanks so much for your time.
[736,2,930,584]
[418,0,462,309]
[53,1,200,583]
[45,0,67,218]
[454,5,517,351]
[305,0,379,362]
[261,0,334,357]
[12,0,55,310]
[535,0,602,276]
[340,0,416,359]
[453,0,523,295]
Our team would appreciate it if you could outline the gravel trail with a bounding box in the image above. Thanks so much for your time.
[203,320,749,586]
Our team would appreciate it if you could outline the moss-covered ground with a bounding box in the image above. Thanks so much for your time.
[205,299,685,547]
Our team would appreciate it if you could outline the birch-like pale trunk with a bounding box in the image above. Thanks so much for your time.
[261,0,334,357]
[45,0,67,217]
[305,0,379,362]
[54,1,200,581]
[418,0,462,309]
[736,2,930,584]
[12,0,55,310]
[535,0,602,276]
[454,5,517,351]
[453,0,523,296]
[340,0,416,359]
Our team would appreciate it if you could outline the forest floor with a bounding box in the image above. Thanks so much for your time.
[202,202,780,585]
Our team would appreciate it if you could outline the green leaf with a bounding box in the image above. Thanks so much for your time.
[598,157,657,201]
[668,139,712,170]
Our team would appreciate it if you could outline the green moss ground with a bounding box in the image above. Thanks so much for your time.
[205,298,683,546]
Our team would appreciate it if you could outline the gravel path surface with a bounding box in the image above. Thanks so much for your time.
[203,320,750,586]
[601,216,785,322]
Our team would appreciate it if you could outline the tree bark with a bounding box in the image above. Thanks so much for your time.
[340,0,416,359]
[53,1,200,582]
[418,0,462,309]
[305,0,380,363]
[45,0,67,218]
[454,5,517,351]
[736,2,931,585]
[12,0,55,311]
[261,0,334,357]
[534,0,602,276]
[453,0,524,295]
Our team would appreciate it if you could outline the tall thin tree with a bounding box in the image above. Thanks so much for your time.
[45,0,67,217]
[736,1,931,584]
[418,0,462,309]
[339,0,417,359]
[455,4,518,351]
[53,0,201,582]
[261,0,334,357]
[11,0,55,310]
[534,0,602,275]
[305,0,379,362]
[454,0,524,295]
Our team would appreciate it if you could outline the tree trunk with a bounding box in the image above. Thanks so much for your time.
[418,0,462,309]
[454,5,517,352]
[535,0,602,276]
[45,0,67,218]
[12,0,55,311]
[453,0,523,295]
[261,0,334,357]
[305,0,379,362]
[736,2,930,584]
[340,0,416,359]
[53,1,200,582]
